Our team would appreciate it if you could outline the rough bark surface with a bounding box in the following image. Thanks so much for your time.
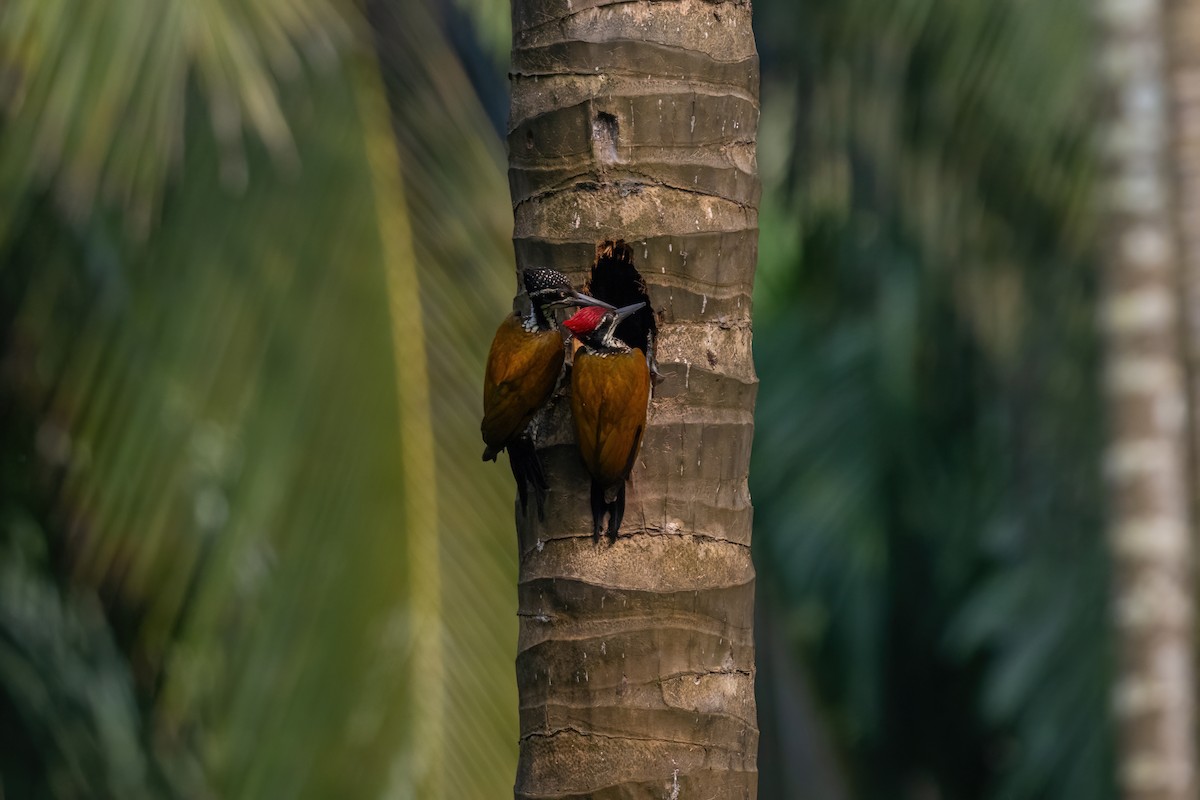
[508,1,760,797]
[1097,1,1197,798]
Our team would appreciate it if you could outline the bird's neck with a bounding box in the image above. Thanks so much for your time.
[522,304,552,333]
[582,331,630,355]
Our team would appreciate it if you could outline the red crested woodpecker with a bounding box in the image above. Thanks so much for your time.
[562,302,651,540]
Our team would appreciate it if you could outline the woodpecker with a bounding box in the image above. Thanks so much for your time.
[584,240,658,385]
[482,268,611,518]
[563,302,651,541]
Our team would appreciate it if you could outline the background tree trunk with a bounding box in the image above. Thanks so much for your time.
[507,0,760,796]
[1097,1,1198,798]
[1171,0,1200,509]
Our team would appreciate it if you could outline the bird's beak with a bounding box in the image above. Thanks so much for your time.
[614,301,646,322]
[570,292,618,310]
[544,292,616,311]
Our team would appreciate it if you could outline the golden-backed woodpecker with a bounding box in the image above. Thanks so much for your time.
[584,239,658,385]
[563,302,651,541]
[481,268,611,518]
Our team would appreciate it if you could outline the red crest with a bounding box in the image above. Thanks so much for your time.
[563,305,606,335]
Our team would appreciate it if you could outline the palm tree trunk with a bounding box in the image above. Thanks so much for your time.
[508,1,760,796]
[1171,0,1200,510]
[1097,1,1197,797]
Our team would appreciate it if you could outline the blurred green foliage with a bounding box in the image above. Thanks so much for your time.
[0,0,1121,798]
[752,0,1114,798]
[1,1,518,798]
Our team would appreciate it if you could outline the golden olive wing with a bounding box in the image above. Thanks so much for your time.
[481,317,565,451]
[570,349,650,485]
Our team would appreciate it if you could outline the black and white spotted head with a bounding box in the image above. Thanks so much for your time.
[522,268,574,298]
[519,268,615,332]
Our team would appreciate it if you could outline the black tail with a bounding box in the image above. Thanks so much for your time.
[590,480,626,542]
[607,483,626,541]
[508,438,547,520]
[590,480,607,541]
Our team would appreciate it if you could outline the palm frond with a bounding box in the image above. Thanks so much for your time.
[0,0,351,233]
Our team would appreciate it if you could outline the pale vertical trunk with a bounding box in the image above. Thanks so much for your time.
[508,0,760,797]
[1171,0,1200,505]
[1168,0,1200,792]
[1097,1,1197,798]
